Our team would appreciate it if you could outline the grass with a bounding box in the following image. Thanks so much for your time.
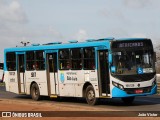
[0,82,5,86]
[157,89,160,94]
[157,82,160,95]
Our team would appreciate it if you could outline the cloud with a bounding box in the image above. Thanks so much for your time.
[48,26,63,39]
[0,0,28,61]
[100,9,125,20]
[99,7,125,22]
[123,0,152,8]
[74,29,88,41]
[0,0,27,24]
[0,0,28,39]
[131,33,147,38]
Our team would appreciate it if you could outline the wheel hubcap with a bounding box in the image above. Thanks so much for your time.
[34,88,38,96]
[88,90,95,101]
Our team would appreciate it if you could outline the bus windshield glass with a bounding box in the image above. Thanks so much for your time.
[112,49,155,75]
[111,39,155,75]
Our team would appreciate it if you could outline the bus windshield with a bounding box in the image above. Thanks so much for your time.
[112,49,155,75]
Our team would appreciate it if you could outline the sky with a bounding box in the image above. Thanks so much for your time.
[0,0,160,62]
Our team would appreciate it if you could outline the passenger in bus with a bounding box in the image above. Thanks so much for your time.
[91,62,95,69]
[33,64,36,70]
[67,62,70,69]
[35,63,39,70]
[117,57,125,73]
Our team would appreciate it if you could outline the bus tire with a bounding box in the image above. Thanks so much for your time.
[31,83,41,101]
[121,97,135,105]
[85,85,97,105]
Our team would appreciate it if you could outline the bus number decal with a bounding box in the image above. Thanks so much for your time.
[31,72,36,77]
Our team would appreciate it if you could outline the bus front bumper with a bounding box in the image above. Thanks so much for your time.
[112,84,157,98]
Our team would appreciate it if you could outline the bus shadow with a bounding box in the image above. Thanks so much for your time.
[15,95,87,103]
[56,97,87,104]
[14,95,32,100]
[14,95,160,107]
[50,96,160,106]
[98,96,160,106]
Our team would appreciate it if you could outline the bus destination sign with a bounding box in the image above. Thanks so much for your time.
[118,42,144,48]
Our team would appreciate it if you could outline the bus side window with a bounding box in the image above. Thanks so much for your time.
[6,52,16,71]
[70,48,82,70]
[26,51,35,70]
[83,47,95,70]
[59,49,70,70]
[0,63,3,69]
[35,51,45,70]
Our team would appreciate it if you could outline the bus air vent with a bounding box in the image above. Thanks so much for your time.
[32,44,40,46]
[68,40,78,43]
[86,39,96,42]
[98,37,114,41]
[43,42,62,45]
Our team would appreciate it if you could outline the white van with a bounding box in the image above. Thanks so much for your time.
[0,63,3,82]
[0,69,3,81]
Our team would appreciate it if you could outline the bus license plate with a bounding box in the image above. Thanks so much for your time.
[135,89,143,94]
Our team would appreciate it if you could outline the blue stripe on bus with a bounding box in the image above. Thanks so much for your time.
[4,41,111,53]
[4,41,111,71]
[112,84,157,98]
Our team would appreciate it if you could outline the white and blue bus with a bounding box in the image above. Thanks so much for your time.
[3,38,157,105]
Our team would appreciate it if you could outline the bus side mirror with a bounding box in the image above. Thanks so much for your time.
[109,53,112,63]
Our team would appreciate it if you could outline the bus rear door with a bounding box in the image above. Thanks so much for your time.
[46,52,58,96]
[17,53,26,94]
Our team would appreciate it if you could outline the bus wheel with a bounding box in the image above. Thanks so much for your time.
[121,97,135,105]
[31,83,41,101]
[85,85,97,105]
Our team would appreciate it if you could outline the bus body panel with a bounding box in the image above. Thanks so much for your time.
[110,75,157,97]
[4,71,19,94]
[25,71,48,95]
[58,70,99,97]
[112,84,157,98]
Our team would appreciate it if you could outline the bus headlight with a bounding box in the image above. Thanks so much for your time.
[112,81,118,87]
[118,84,124,90]
[112,81,124,90]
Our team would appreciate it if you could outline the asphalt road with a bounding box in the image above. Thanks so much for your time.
[0,85,160,112]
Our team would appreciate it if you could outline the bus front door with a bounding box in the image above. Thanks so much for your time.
[46,53,58,96]
[17,54,25,94]
[98,50,110,96]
